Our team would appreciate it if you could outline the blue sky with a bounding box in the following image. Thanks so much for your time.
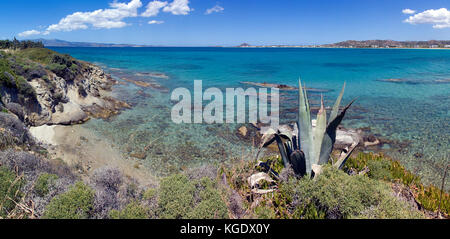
[1,0,449,46]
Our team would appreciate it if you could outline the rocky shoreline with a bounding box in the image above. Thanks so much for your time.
[2,61,130,126]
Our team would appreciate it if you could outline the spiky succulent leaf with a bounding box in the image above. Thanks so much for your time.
[312,95,327,165]
[274,135,290,167]
[329,82,346,123]
[297,78,313,173]
[318,99,356,165]
[333,142,358,169]
[259,128,277,148]
[289,150,307,177]
[277,125,294,142]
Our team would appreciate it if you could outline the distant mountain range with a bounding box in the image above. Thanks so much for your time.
[31,39,450,49]
[30,39,149,47]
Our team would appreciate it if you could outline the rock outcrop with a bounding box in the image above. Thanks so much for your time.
[0,49,130,126]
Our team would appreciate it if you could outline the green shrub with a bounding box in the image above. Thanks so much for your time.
[34,173,59,197]
[143,188,157,200]
[158,174,229,219]
[0,58,17,87]
[278,166,422,219]
[15,76,36,97]
[344,153,420,185]
[367,159,393,181]
[416,184,450,215]
[46,63,66,75]
[158,174,195,219]
[253,203,277,219]
[43,181,94,219]
[14,48,57,65]
[355,194,425,219]
[187,178,228,219]
[0,166,24,217]
[109,201,149,219]
[345,153,448,215]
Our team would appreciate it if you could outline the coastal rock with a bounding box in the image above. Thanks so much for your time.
[378,78,450,85]
[135,72,169,79]
[130,152,147,160]
[1,57,127,126]
[238,126,248,137]
[0,112,35,148]
[240,81,332,93]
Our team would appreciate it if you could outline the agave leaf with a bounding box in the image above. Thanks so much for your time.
[318,99,356,165]
[289,150,307,177]
[329,82,346,123]
[328,99,356,133]
[275,134,290,167]
[303,84,311,124]
[277,124,294,142]
[312,95,327,165]
[259,128,277,148]
[297,78,313,173]
[285,140,293,156]
[256,128,277,161]
[333,142,358,169]
[318,134,333,165]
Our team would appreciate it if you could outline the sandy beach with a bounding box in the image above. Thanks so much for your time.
[30,124,157,186]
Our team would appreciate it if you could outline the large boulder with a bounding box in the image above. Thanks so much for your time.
[0,112,34,148]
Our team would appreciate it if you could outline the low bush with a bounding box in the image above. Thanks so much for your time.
[187,178,228,219]
[345,152,448,215]
[90,168,124,219]
[109,201,149,219]
[43,181,94,219]
[34,173,59,197]
[158,174,229,219]
[158,174,195,219]
[278,166,423,219]
[0,149,41,174]
[0,166,25,218]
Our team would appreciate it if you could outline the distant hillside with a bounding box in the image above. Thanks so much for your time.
[321,40,450,48]
[30,39,149,48]
[235,40,450,48]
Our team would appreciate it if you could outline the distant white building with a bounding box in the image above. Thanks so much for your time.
[445,45,450,48]
[430,45,439,48]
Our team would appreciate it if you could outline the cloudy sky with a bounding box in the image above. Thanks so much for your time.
[1,0,449,46]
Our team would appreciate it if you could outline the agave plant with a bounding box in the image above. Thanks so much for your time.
[258,79,356,177]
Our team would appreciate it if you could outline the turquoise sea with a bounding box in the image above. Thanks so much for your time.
[50,47,450,187]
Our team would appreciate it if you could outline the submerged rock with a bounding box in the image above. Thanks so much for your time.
[377,78,450,85]
[240,81,332,93]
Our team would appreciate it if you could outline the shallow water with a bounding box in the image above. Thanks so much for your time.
[50,47,449,187]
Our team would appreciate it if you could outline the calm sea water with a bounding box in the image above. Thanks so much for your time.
[50,47,450,187]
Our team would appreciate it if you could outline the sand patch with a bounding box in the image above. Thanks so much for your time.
[46,124,157,186]
[30,125,57,145]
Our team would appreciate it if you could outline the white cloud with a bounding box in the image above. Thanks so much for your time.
[404,8,450,29]
[205,5,224,15]
[47,0,142,32]
[148,20,164,24]
[18,30,42,37]
[19,0,142,37]
[142,1,168,17]
[402,9,416,15]
[18,0,194,36]
[163,0,191,15]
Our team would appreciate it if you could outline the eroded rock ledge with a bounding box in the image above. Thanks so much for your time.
[1,50,130,126]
